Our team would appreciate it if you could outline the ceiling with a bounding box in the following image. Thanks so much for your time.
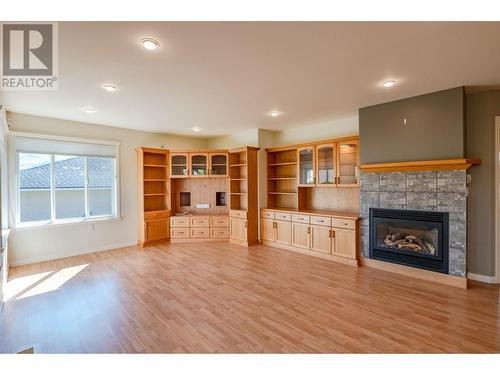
[3,22,500,137]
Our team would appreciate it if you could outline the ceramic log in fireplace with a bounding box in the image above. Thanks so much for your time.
[369,208,449,274]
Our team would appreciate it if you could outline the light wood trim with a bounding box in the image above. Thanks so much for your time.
[360,257,467,289]
[265,135,359,152]
[360,158,481,173]
[262,207,360,221]
[138,147,169,154]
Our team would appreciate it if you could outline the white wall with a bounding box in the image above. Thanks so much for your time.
[273,115,359,146]
[7,112,208,266]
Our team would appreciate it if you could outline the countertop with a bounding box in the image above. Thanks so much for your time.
[261,207,360,220]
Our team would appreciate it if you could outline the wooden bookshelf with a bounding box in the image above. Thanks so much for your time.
[137,147,170,247]
[229,146,260,246]
[267,148,298,210]
[265,136,360,213]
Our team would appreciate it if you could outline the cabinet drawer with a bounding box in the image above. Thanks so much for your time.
[190,216,209,227]
[230,210,247,218]
[332,218,355,230]
[144,210,169,220]
[210,216,229,227]
[210,228,229,238]
[260,210,275,219]
[275,212,291,221]
[191,228,210,238]
[170,228,189,238]
[292,213,310,224]
[310,216,331,227]
[170,217,190,227]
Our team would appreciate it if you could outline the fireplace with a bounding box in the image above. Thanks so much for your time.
[369,208,449,274]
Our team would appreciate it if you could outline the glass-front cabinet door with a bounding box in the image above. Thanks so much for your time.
[315,143,336,186]
[337,140,359,186]
[297,147,315,186]
[210,153,228,177]
[190,153,208,177]
[170,153,189,178]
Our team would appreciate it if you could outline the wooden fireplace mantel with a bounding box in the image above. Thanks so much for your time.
[360,158,481,173]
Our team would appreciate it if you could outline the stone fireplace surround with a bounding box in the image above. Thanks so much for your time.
[360,170,467,277]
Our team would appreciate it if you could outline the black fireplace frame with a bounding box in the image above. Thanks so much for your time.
[369,208,449,274]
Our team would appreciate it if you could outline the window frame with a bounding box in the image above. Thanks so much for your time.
[12,132,121,228]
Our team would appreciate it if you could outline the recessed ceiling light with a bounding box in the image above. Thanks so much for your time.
[141,38,160,50]
[383,80,396,88]
[269,110,282,117]
[82,107,96,113]
[192,126,201,132]
[102,84,118,92]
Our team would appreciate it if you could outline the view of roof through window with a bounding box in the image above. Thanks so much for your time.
[20,154,114,190]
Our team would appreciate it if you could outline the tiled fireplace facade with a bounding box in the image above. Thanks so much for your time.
[360,170,467,277]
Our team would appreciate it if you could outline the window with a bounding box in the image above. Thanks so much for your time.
[16,136,119,225]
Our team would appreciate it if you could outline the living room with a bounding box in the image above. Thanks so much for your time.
[1,1,500,374]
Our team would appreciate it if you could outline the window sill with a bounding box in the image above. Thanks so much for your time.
[14,216,123,231]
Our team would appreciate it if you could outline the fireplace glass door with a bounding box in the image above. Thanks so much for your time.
[374,218,441,259]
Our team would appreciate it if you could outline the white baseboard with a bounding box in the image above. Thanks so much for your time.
[467,272,498,284]
[9,241,138,267]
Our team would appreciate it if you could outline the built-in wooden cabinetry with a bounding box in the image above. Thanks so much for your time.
[137,147,171,246]
[263,136,360,265]
[229,147,260,246]
[266,136,359,211]
[138,146,258,247]
[170,151,229,178]
[170,214,229,241]
[261,208,359,265]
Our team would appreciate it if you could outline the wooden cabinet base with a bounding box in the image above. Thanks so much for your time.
[138,239,169,248]
[230,238,259,247]
[260,240,358,267]
[171,237,228,243]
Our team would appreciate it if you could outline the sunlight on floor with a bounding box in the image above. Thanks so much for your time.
[4,264,89,301]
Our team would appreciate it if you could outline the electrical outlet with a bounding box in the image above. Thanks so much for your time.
[88,223,95,232]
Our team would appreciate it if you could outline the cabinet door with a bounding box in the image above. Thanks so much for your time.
[337,140,359,186]
[292,222,310,249]
[316,143,336,186]
[230,217,247,241]
[145,218,169,242]
[297,147,315,186]
[190,153,209,177]
[170,153,189,177]
[210,153,228,177]
[275,220,292,245]
[332,227,357,259]
[261,218,276,242]
[310,225,332,254]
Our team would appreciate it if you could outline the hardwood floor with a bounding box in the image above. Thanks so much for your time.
[0,242,499,353]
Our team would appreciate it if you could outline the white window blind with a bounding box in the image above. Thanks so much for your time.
[15,136,116,158]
